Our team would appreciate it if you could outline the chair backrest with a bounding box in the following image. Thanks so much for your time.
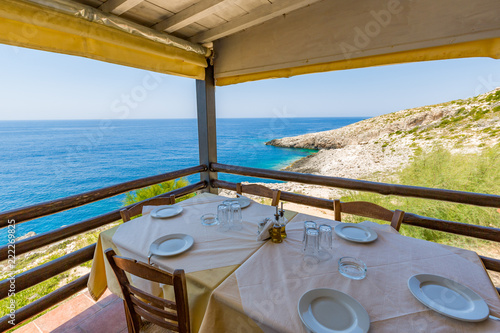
[104,249,190,333]
[120,195,176,222]
[333,199,405,231]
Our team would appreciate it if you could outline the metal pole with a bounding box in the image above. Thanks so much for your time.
[196,64,218,193]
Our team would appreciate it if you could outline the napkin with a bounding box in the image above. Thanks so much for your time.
[257,218,275,241]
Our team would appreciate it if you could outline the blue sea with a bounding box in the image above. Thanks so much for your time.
[0,118,365,244]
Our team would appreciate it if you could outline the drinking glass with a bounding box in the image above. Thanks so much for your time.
[303,228,320,264]
[318,224,333,250]
[217,204,230,232]
[230,203,243,231]
[318,224,333,261]
[303,221,317,242]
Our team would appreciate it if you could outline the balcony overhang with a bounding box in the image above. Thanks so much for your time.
[0,0,498,86]
[213,0,500,85]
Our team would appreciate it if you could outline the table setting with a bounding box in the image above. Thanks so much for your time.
[111,193,270,275]
[88,195,500,333]
[199,213,500,333]
[87,192,297,332]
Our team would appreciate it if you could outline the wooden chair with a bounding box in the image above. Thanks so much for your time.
[120,195,176,222]
[104,249,190,333]
[236,182,243,195]
[333,199,405,232]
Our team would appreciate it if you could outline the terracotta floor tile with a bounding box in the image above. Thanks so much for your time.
[52,325,85,333]
[83,287,114,304]
[34,294,101,332]
[13,322,41,333]
[77,298,128,333]
[93,293,120,309]
[13,290,125,333]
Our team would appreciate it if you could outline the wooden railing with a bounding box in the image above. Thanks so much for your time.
[0,165,207,332]
[1,162,500,331]
[212,179,500,241]
[0,165,207,228]
[211,163,500,207]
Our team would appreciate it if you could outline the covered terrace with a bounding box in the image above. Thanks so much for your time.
[1,0,500,332]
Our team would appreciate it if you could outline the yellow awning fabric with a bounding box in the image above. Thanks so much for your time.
[0,0,207,79]
[215,38,500,86]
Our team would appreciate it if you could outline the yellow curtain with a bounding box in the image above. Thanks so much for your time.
[0,0,207,79]
[215,38,500,86]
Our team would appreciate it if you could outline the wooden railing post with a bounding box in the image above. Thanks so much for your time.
[196,64,218,194]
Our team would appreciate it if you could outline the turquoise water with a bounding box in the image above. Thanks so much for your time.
[0,117,365,243]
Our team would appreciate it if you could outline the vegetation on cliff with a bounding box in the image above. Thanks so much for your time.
[341,145,500,248]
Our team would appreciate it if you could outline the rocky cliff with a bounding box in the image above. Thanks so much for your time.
[266,88,500,178]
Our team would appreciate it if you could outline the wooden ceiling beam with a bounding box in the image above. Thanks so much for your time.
[189,0,322,43]
[99,0,144,15]
[153,0,226,33]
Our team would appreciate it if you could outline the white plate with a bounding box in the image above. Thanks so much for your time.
[149,234,194,257]
[408,274,489,322]
[222,196,251,209]
[334,223,378,243]
[150,205,183,219]
[298,288,370,333]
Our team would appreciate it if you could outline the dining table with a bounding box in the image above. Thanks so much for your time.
[87,192,297,332]
[198,213,500,333]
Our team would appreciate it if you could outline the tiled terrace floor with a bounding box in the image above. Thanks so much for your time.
[14,289,128,333]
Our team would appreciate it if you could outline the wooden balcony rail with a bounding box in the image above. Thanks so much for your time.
[0,181,207,260]
[480,256,500,272]
[211,163,500,208]
[212,179,500,243]
[0,165,207,228]
[0,244,95,300]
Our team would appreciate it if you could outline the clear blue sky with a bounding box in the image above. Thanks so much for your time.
[0,43,499,120]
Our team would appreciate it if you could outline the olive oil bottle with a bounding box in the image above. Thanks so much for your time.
[270,207,283,243]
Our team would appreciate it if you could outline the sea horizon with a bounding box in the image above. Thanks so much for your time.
[0,116,370,121]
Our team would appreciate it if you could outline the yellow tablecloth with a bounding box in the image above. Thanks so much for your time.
[199,214,500,333]
[88,193,297,332]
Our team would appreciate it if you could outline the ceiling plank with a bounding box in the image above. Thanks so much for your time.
[189,0,322,43]
[153,0,226,33]
[99,0,144,15]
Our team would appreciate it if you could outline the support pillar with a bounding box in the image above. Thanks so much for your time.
[196,65,218,193]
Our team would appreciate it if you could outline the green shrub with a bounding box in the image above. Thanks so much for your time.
[123,178,195,206]
[485,90,500,102]
[341,145,500,248]
[407,126,419,134]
